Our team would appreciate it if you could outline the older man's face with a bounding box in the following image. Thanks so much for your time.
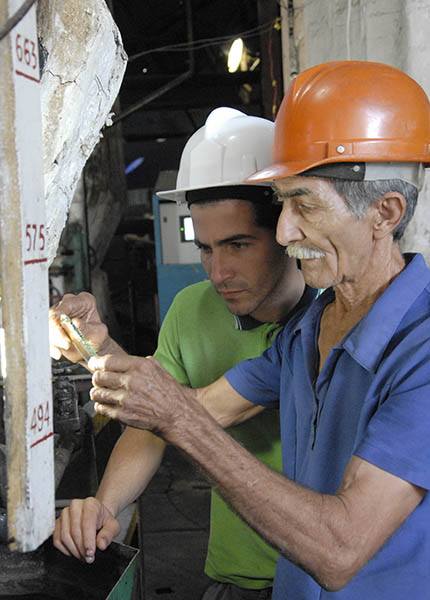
[274,176,378,290]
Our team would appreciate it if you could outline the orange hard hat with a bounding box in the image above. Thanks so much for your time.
[247,61,430,184]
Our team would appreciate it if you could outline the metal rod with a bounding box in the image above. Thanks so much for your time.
[0,0,37,42]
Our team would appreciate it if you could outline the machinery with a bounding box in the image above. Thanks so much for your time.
[153,194,206,323]
[0,364,143,599]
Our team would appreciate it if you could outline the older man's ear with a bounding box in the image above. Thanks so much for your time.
[372,192,406,239]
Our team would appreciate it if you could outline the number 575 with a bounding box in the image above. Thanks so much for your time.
[26,224,45,252]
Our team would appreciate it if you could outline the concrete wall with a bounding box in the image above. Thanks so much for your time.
[281,0,430,263]
[37,0,127,264]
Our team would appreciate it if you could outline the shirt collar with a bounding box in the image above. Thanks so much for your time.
[295,253,430,373]
[343,253,430,372]
[234,313,263,331]
[234,285,319,331]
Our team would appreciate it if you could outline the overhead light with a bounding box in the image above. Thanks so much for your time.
[227,38,244,73]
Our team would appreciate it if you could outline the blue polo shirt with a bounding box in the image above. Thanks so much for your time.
[225,253,430,599]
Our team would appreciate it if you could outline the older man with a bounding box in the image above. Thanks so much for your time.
[52,108,316,599]
[85,61,430,599]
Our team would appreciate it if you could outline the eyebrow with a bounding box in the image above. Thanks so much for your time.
[275,187,313,200]
[194,234,258,248]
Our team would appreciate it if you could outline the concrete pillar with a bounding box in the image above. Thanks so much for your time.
[37,0,127,264]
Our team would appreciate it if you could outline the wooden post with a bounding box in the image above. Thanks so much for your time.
[0,0,54,551]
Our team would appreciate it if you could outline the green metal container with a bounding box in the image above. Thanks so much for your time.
[0,539,141,599]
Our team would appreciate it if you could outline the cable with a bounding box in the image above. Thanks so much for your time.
[130,22,272,59]
[128,20,275,62]
[346,0,352,60]
[268,18,280,119]
[0,0,37,42]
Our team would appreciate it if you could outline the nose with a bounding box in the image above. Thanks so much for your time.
[207,248,235,285]
[276,201,305,247]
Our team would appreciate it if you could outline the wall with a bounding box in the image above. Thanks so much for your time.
[281,0,430,263]
[37,0,127,264]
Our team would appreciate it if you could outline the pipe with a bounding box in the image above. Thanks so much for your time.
[54,440,75,491]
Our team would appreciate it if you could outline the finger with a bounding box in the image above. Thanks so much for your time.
[92,370,127,391]
[88,353,145,374]
[95,514,121,552]
[94,401,121,421]
[49,320,72,352]
[91,386,124,408]
[50,346,62,361]
[67,499,91,559]
[53,517,72,557]
[55,507,84,561]
[50,292,94,320]
[81,498,103,563]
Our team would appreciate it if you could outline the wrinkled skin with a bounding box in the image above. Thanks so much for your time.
[49,292,124,366]
[89,354,196,439]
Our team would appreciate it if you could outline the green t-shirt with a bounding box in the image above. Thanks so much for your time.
[154,280,282,590]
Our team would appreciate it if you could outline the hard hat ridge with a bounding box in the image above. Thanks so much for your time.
[157,107,274,203]
[246,61,430,189]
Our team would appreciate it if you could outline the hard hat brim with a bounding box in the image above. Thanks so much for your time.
[157,180,271,203]
[246,158,430,187]
[246,158,427,191]
[245,160,317,184]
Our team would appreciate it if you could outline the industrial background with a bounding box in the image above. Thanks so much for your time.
[0,0,429,598]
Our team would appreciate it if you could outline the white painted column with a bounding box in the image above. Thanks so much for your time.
[0,0,54,551]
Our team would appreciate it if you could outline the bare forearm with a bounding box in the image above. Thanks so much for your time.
[96,426,166,517]
[170,404,417,591]
[171,407,345,587]
[196,376,264,427]
[89,355,424,590]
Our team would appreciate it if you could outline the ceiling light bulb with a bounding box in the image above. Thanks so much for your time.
[227,38,244,73]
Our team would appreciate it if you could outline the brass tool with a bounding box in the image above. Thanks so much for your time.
[59,314,98,363]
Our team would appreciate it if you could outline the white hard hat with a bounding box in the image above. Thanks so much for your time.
[157,107,274,203]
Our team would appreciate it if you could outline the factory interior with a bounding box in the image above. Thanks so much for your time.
[0,0,430,598]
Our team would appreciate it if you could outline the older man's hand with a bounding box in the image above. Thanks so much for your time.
[49,292,111,364]
[89,354,196,442]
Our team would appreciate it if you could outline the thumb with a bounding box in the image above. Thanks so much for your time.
[95,514,121,551]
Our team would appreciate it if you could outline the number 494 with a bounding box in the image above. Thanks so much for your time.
[30,402,50,433]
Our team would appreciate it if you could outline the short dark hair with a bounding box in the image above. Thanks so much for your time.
[250,199,282,231]
[329,178,418,241]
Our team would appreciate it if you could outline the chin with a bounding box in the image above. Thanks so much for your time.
[229,306,249,316]
[301,264,334,290]
[226,302,252,316]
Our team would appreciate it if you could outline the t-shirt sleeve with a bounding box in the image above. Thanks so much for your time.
[154,297,190,386]
[354,347,430,491]
[225,325,285,409]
